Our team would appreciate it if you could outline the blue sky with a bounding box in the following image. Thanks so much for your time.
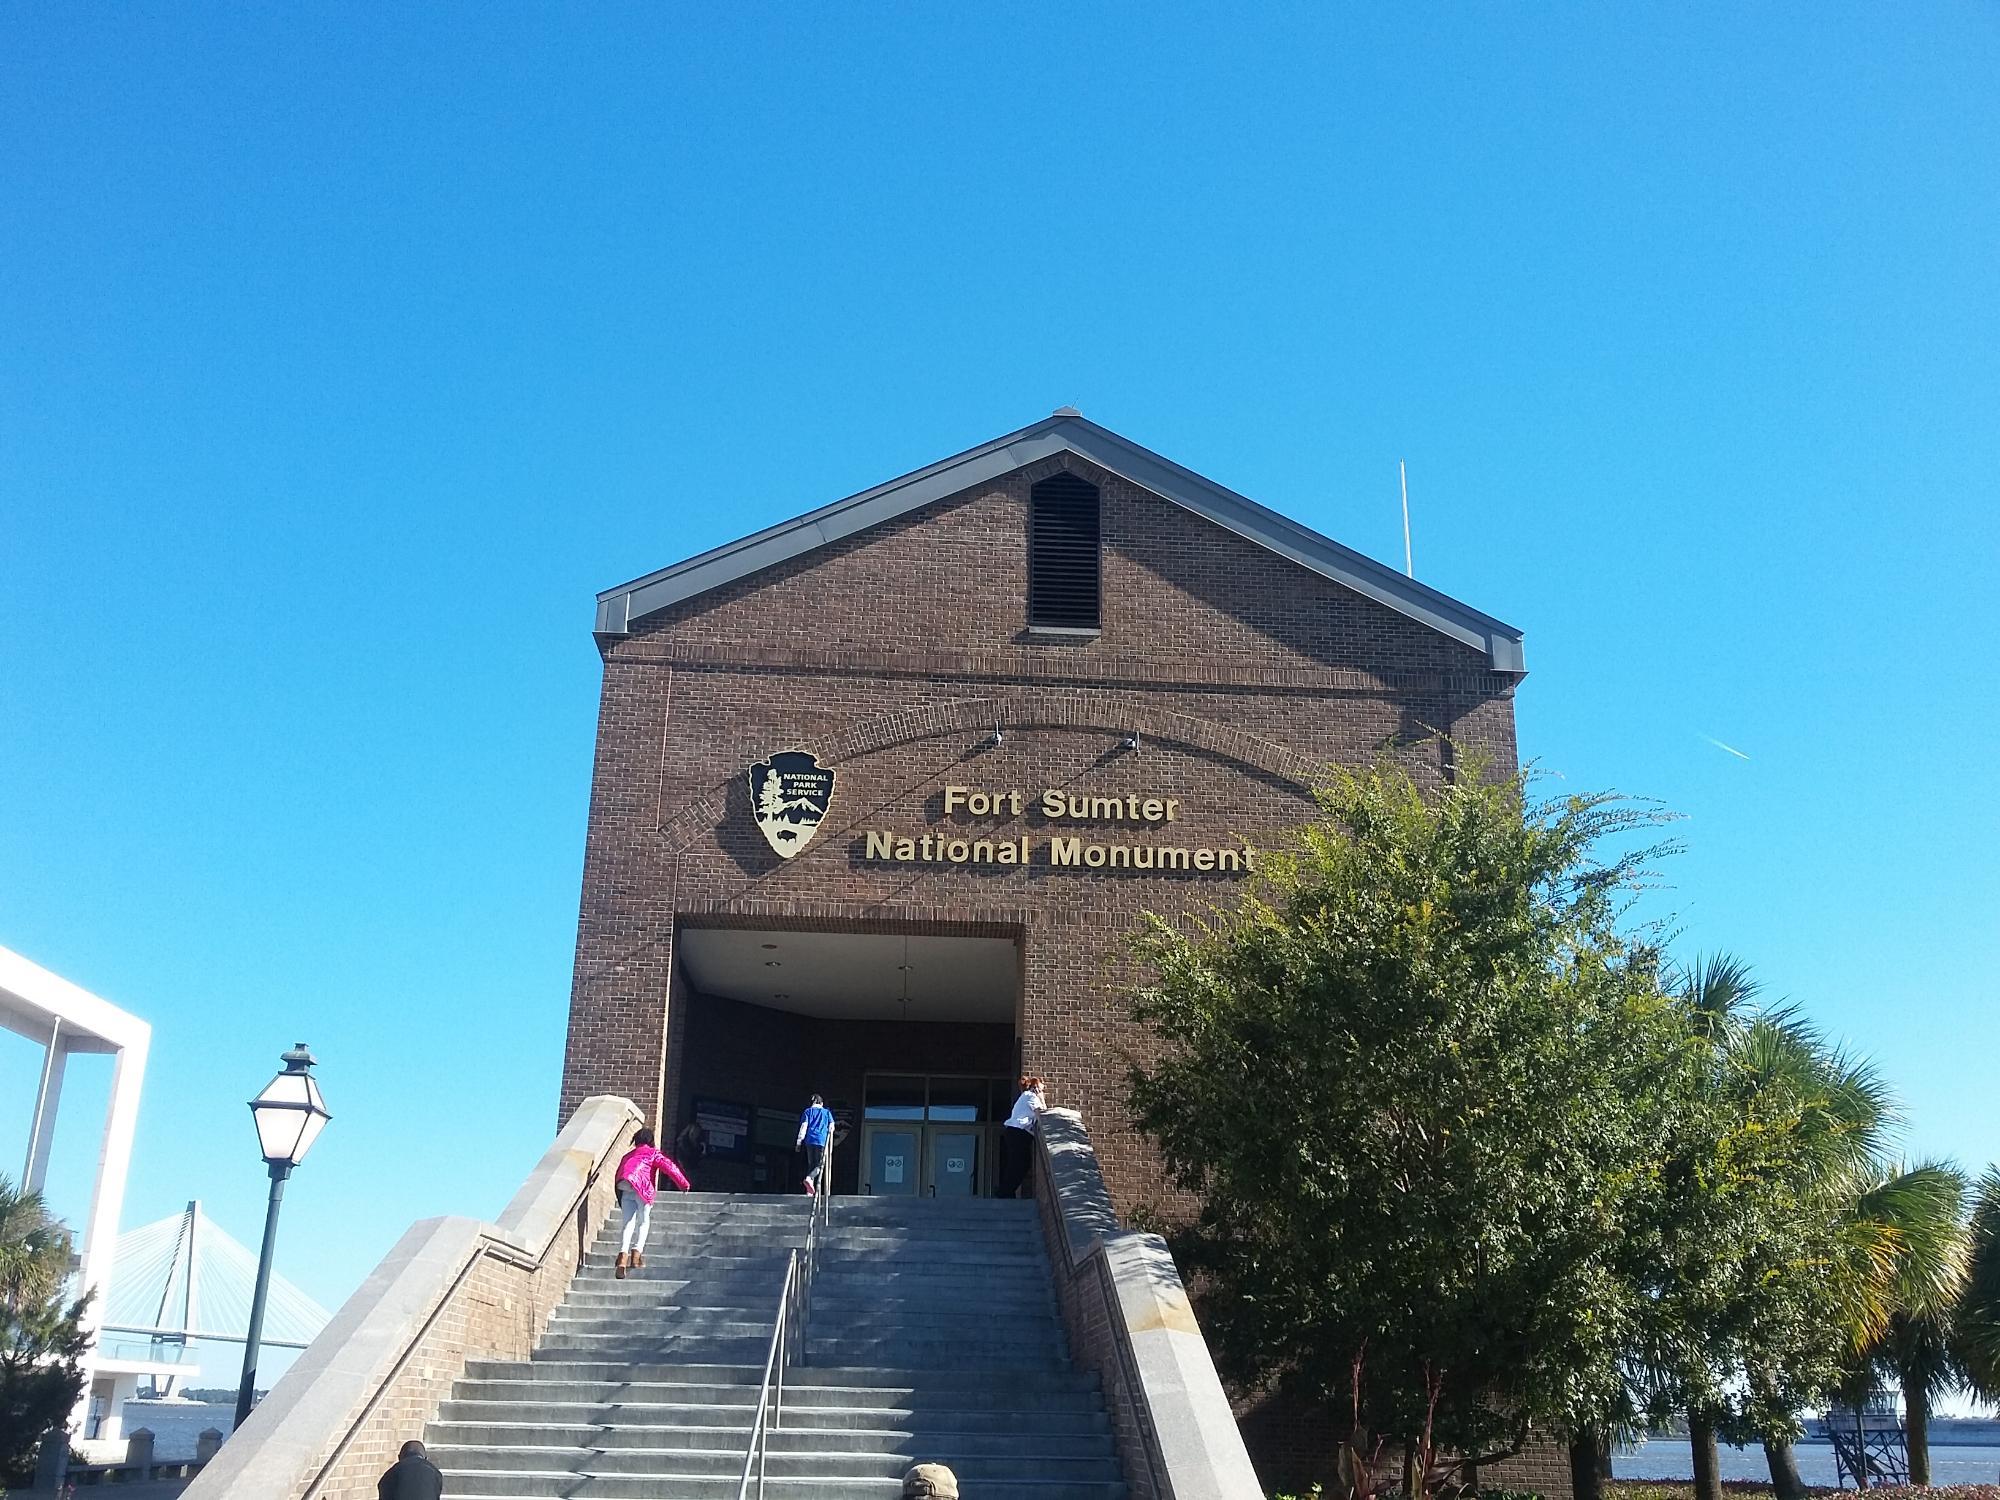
[3,4,1996,1388]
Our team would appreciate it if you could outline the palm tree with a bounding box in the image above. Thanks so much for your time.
[1838,1162,1970,1486]
[1671,953,1763,1500]
[0,1176,87,1488]
[0,1175,72,1315]
[1951,1170,2000,1419]
[1720,1013,1894,1500]
[1641,962,1962,1498]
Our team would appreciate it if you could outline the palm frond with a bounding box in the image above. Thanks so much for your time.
[0,1173,75,1315]
[1860,1162,1971,1320]
[1675,952,1762,1040]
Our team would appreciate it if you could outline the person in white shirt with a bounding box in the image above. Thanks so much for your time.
[997,1075,1047,1198]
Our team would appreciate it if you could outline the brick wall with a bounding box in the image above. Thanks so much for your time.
[299,1111,633,1499]
[561,449,1524,1487]
[1033,1128,1169,1500]
[184,1097,641,1500]
[1237,1396,1576,1500]
[303,1249,543,1500]
[1480,1439,1576,1499]
[563,452,1519,1187]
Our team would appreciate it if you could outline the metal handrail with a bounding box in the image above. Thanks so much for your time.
[736,1135,835,1500]
[735,1249,799,1500]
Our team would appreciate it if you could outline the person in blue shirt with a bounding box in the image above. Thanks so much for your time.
[796,1094,834,1195]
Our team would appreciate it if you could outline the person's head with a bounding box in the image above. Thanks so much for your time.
[809,1094,824,1108]
[902,1463,958,1500]
[399,1440,427,1460]
[1020,1075,1043,1094]
[632,1127,655,1148]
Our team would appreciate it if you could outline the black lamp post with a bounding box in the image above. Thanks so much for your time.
[234,1042,331,1429]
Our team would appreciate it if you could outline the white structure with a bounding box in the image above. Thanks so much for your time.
[1,943,153,1447]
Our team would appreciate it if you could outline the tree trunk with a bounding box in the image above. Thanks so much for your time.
[1689,1409,1722,1500]
[1764,1438,1806,1500]
[1569,1431,1606,1500]
[1905,1377,1932,1486]
[1404,1437,1419,1500]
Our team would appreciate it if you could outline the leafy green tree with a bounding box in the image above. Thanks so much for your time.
[0,1175,90,1487]
[1128,761,1686,1497]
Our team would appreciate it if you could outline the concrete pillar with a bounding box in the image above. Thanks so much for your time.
[91,1369,136,1442]
[70,1030,150,1437]
[196,1427,225,1464]
[22,1022,66,1194]
[35,1429,67,1490]
[126,1426,155,1477]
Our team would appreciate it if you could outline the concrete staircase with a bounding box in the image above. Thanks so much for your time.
[423,1192,1126,1499]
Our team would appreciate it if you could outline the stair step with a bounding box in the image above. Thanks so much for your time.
[443,1478,1123,1500]
[455,1369,1101,1398]
[436,1195,1122,1499]
[433,1444,1122,1480]
[433,1408,1111,1437]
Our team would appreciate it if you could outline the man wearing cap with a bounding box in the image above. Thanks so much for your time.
[904,1462,959,1499]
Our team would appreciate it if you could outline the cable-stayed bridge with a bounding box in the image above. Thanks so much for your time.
[95,1199,329,1395]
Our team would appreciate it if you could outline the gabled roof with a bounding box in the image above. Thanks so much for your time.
[596,411,1526,672]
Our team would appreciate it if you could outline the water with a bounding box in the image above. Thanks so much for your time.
[120,1399,235,1461]
[1618,1438,2000,1488]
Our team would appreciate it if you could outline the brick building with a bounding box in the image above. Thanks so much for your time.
[558,409,1533,1480]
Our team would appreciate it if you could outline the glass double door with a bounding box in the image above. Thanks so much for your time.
[860,1070,1015,1196]
[860,1122,986,1197]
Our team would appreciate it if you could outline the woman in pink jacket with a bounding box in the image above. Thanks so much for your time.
[614,1127,690,1278]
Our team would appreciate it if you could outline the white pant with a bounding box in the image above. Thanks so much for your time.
[619,1194,651,1254]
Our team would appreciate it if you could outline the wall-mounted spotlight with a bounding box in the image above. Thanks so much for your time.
[991,723,1004,747]
[1123,731,1141,752]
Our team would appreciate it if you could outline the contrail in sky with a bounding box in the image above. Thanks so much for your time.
[1701,735,1751,761]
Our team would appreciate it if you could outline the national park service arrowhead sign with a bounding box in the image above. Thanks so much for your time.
[748,750,836,859]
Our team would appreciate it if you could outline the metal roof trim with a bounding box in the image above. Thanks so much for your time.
[595,415,1526,671]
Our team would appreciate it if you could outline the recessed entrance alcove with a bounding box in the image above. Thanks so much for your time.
[671,926,1022,1197]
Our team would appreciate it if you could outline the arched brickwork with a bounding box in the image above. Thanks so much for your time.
[656,690,1324,852]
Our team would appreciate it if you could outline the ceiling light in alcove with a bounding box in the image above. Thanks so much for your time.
[774,993,790,1001]
[764,960,781,968]
[761,943,778,950]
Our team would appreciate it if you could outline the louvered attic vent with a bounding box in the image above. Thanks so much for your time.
[1028,474,1101,630]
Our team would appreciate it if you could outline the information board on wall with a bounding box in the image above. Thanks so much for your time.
[755,1108,797,1150]
[693,1097,753,1160]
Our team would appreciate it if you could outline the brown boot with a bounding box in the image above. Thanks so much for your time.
[633,1252,645,1268]
[614,1252,628,1279]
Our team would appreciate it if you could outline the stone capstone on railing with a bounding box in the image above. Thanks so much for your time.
[182,1093,643,1500]
[1032,1107,1265,1500]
